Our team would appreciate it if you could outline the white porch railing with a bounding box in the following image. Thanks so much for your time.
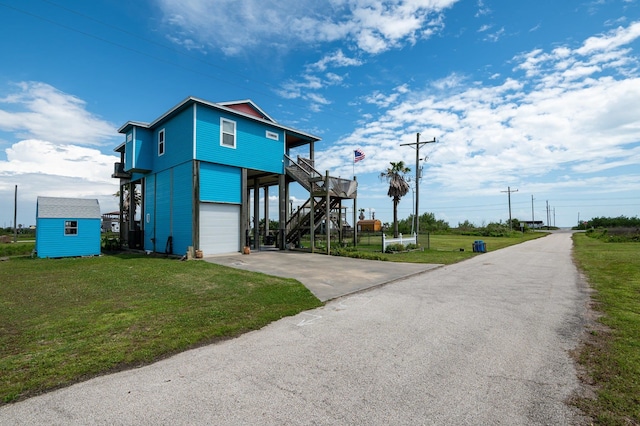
[382,233,417,250]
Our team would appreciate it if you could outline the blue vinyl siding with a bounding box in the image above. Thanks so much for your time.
[154,107,194,172]
[36,218,100,258]
[143,174,156,252]
[155,169,172,254]
[125,133,133,171]
[196,107,285,173]
[124,128,153,172]
[171,161,194,255]
[200,163,241,204]
[135,128,153,171]
[149,162,193,255]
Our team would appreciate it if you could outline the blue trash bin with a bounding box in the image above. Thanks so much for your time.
[473,240,486,253]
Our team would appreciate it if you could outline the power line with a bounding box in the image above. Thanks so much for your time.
[401,133,436,239]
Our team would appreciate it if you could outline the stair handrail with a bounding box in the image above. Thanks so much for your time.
[296,156,323,180]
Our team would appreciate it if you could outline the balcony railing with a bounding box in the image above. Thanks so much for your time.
[111,162,131,179]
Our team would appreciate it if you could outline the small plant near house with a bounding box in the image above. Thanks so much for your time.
[101,233,121,251]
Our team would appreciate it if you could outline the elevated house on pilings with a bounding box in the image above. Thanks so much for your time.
[111,96,357,256]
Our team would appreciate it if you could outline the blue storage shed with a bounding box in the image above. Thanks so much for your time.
[36,197,102,258]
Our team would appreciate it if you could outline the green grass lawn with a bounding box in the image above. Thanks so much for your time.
[346,232,548,264]
[0,241,34,257]
[0,254,322,403]
[572,233,640,424]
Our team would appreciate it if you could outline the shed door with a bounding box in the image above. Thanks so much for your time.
[199,203,240,255]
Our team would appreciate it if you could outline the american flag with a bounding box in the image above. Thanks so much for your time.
[354,149,365,163]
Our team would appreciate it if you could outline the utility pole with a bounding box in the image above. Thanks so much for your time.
[531,195,535,229]
[13,185,18,243]
[401,133,436,242]
[501,186,518,230]
[546,200,550,229]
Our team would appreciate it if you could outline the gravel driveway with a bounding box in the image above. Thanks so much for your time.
[0,231,590,425]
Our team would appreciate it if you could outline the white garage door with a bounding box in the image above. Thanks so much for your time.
[199,203,240,255]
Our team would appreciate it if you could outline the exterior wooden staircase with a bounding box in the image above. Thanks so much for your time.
[284,155,357,249]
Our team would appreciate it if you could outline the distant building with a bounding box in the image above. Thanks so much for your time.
[35,197,101,258]
[358,219,382,232]
[101,211,120,233]
[522,220,545,229]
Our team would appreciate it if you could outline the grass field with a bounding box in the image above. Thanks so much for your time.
[572,233,640,424]
[0,241,34,257]
[0,254,322,403]
[342,232,547,264]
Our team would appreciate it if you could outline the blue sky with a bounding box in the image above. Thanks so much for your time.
[1,0,639,228]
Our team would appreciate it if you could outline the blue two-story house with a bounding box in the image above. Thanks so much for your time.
[112,96,345,256]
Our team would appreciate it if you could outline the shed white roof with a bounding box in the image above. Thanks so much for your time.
[37,197,101,219]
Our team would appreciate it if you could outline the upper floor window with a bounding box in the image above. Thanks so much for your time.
[158,129,165,156]
[64,220,78,235]
[221,118,236,148]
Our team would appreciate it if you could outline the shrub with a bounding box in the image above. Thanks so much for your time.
[330,247,387,261]
[0,242,34,257]
[385,243,405,253]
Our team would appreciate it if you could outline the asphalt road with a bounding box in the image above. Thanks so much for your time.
[0,231,590,425]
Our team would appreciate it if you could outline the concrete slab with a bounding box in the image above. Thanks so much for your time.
[203,250,442,301]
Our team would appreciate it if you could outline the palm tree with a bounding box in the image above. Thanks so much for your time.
[380,161,411,238]
[114,183,141,222]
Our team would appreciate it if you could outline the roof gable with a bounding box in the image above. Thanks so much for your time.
[116,96,321,152]
[217,100,276,122]
[37,197,101,219]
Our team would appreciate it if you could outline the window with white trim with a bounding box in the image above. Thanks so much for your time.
[221,118,236,148]
[64,220,78,235]
[158,129,165,156]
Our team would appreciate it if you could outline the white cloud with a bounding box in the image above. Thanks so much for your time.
[363,84,409,107]
[314,20,640,203]
[0,82,117,146]
[308,50,363,71]
[475,0,491,17]
[576,21,640,55]
[155,0,459,56]
[0,83,120,226]
[2,139,116,181]
[483,27,505,42]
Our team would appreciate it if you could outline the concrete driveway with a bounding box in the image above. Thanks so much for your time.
[0,231,591,425]
[203,249,442,301]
